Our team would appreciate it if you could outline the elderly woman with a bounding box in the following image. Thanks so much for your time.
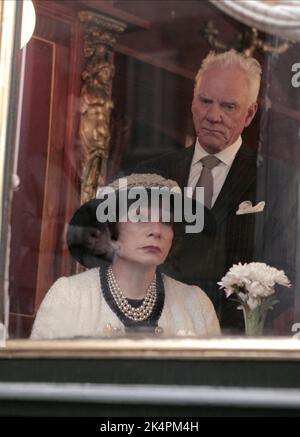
[31,174,220,339]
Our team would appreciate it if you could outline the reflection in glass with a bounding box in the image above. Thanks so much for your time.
[3,0,300,340]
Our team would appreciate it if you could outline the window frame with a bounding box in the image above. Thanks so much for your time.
[1,0,300,362]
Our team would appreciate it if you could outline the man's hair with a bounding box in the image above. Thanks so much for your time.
[194,49,262,105]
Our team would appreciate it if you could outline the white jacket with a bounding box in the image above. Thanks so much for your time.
[31,268,220,339]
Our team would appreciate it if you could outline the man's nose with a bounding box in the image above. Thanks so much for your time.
[206,103,222,123]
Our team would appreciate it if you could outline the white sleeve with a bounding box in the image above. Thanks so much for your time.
[194,287,221,336]
[30,277,74,340]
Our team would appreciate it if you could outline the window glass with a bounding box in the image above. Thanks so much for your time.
[1,0,300,344]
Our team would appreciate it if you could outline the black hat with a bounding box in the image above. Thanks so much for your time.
[67,173,215,268]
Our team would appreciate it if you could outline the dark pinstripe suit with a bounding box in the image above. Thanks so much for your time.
[139,143,297,333]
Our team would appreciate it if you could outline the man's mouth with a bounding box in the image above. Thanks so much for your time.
[202,128,224,135]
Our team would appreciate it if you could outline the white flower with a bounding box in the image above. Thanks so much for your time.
[219,262,291,312]
[245,281,271,298]
[238,292,248,302]
[247,296,260,311]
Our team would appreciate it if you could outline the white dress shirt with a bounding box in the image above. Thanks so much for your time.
[187,136,242,206]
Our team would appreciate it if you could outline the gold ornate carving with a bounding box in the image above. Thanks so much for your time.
[201,20,293,57]
[78,11,126,203]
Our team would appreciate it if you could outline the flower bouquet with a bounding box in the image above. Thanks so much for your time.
[218,262,291,336]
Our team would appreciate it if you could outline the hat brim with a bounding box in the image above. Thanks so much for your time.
[67,199,111,268]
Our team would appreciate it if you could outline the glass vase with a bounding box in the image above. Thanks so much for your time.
[242,304,268,336]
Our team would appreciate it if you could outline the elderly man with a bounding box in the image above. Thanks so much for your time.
[139,49,297,333]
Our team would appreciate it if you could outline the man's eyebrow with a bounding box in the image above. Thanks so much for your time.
[221,100,238,106]
[198,94,212,100]
[197,94,238,106]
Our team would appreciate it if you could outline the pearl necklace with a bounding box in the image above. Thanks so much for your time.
[107,267,157,321]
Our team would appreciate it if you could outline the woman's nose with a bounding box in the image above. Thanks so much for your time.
[148,223,162,238]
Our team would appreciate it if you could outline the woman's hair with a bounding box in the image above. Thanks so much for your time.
[194,49,262,105]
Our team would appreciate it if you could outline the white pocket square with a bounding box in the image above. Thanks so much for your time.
[236,201,265,215]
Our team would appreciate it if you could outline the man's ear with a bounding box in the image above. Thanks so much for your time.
[245,102,258,127]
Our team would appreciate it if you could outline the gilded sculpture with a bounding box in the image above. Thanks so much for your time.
[78,11,126,203]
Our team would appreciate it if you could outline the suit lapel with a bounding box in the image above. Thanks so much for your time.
[173,145,195,189]
[212,144,257,224]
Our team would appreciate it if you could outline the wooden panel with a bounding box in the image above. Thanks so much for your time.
[9,2,83,337]
[35,40,70,310]
[9,38,54,315]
